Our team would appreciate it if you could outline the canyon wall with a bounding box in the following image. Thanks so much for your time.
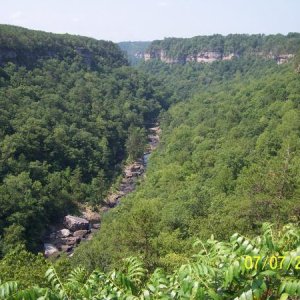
[144,49,294,64]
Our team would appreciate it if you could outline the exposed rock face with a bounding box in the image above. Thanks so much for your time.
[64,215,90,231]
[196,51,222,63]
[276,54,294,64]
[144,53,152,61]
[144,50,233,64]
[144,48,293,65]
[134,51,144,59]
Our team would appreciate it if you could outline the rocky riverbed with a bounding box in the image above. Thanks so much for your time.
[44,125,160,257]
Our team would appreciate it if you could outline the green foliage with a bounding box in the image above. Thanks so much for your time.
[2,224,300,299]
[0,26,166,254]
[147,33,300,59]
[0,24,127,69]
[0,248,49,289]
[75,57,300,271]
[1,26,300,297]
[126,126,147,161]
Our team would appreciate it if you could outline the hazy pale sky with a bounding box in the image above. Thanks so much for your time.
[0,0,299,42]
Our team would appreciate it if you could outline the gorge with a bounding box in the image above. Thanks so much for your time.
[43,125,161,257]
[1,25,300,299]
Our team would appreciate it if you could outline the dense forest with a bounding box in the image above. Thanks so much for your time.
[0,25,166,256]
[0,24,127,68]
[0,25,300,299]
[73,56,300,272]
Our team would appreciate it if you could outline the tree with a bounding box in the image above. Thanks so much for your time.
[126,126,147,161]
[1,224,300,299]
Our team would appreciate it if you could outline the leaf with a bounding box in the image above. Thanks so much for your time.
[279,293,289,300]
[259,270,276,277]
[235,290,253,300]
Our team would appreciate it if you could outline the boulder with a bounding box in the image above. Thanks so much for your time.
[57,228,72,238]
[44,243,59,257]
[60,245,73,253]
[63,215,89,231]
[82,210,101,223]
[59,236,81,246]
[73,230,88,238]
[92,223,101,229]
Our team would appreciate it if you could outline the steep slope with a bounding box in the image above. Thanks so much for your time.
[144,33,300,64]
[73,56,300,271]
[0,25,165,254]
[0,24,127,68]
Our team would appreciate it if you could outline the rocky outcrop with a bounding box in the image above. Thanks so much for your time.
[144,50,235,64]
[275,54,294,65]
[144,48,294,65]
[134,51,144,59]
[196,51,222,63]
[44,215,93,257]
[144,53,152,61]
[64,215,89,231]
[144,50,180,63]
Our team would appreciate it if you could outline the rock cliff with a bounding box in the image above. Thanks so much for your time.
[144,49,294,65]
[144,50,236,64]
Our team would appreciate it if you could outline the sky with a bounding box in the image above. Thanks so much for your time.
[0,0,299,42]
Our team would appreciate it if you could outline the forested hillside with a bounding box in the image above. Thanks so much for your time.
[73,55,300,273]
[0,24,127,68]
[144,33,300,64]
[0,25,165,255]
[1,26,300,299]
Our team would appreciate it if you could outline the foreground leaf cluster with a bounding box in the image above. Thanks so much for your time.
[1,224,300,299]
